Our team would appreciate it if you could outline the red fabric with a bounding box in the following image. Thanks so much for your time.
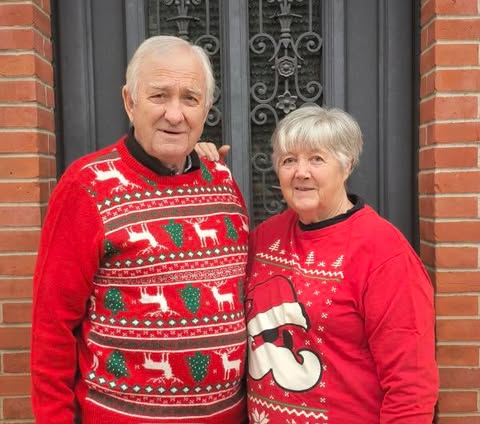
[32,137,249,423]
[246,206,438,424]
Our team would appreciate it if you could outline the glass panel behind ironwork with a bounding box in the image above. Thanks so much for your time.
[146,0,222,145]
[249,0,323,227]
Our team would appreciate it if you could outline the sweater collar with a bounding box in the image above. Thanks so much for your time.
[125,127,200,176]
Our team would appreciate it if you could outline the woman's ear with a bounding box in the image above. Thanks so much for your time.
[344,160,353,179]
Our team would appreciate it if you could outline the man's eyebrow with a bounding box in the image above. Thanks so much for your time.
[185,87,202,96]
[148,82,170,90]
[147,83,202,96]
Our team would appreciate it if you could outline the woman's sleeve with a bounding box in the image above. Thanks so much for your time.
[364,249,439,424]
[31,177,103,423]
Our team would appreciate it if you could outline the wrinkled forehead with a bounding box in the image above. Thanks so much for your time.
[140,47,206,79]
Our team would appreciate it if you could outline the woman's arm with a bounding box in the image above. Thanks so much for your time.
[364,251,438,423]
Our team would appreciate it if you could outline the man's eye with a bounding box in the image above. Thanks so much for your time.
[185,95,199,104]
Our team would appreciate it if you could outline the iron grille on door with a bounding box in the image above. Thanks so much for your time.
[55,1,416,243]
[146,0,323,227]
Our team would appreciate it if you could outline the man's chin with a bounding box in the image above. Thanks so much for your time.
[151,144,192,166]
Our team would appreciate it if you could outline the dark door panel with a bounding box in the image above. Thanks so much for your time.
[53,0,417,243]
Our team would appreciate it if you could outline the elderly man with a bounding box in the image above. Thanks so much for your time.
[31,35,249,423]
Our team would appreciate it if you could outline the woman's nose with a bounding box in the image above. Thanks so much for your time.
[295,160,311,178]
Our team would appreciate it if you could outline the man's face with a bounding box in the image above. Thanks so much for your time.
[122,46,209,170]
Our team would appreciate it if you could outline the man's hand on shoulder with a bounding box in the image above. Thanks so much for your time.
[195,142,230,162]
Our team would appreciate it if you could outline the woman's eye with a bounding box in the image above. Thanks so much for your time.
[282,157,295,165]
[312,155,324,163]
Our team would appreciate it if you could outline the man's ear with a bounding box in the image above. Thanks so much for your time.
[203,102,212,122]
[122,85,134,123]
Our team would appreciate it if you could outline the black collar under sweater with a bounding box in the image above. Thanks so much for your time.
[125,127,201,176]
[298,194,364,231]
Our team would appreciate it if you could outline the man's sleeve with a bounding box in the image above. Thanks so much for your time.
[31,178,103,423]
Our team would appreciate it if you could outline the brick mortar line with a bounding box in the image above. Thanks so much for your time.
[418,167,480,173]
[419,143,479,150]
[419,193,480,198]
[0,51,54,69]
[0,25,52,41]
[419,119,480,126]
[419,217,480,223]
[0,178,56,183]
[436,316,480,320]
[420,93,480,101]
[420,240,480,247]
[0,153,55,158]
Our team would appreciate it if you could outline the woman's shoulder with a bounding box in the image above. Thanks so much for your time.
[350,205,415,256]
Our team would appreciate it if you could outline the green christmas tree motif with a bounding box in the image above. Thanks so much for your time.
[224,216,239,242]
[164,219,183,247]
[200,162,213,183]
[186,351,210,382]
[180,284,201,314]
[104,239,120,258]
[106,350,129,378]
[104,287,126,315]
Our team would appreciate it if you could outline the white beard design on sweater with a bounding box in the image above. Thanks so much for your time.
[246,275,323,392]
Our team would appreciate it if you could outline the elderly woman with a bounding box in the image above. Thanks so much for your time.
[196,105,438,423]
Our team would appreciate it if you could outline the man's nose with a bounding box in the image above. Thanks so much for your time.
[164,99,184,125]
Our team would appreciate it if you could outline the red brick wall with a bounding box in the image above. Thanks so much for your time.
[419,0,480,423]
[0,0,54,421]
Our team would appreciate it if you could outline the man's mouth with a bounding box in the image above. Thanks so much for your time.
[161,129,182,135]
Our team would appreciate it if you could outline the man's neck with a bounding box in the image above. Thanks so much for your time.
[125,129,199,176]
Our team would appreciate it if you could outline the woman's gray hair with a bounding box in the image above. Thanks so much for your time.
[125,35,215,108]
[271,105,363,173]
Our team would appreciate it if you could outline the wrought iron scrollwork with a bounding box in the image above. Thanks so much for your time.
[147,0,222,136]
[252,152,285,215]
[163,0,201,39]
[250,0,323,115]
[249,0,323,225]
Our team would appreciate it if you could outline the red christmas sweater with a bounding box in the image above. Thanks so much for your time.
[31,136,249,423]
[246,203,438,424]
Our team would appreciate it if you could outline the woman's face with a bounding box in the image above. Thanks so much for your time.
[277,148,350,224]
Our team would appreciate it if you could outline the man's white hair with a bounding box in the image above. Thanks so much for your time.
[125,35,215,109]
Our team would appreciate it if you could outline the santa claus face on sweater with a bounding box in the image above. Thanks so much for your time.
[277,149,351,224]
[246,275,323,392]
[122,46,209,172]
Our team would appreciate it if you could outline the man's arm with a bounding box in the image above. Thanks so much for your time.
[31,179,102,423]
